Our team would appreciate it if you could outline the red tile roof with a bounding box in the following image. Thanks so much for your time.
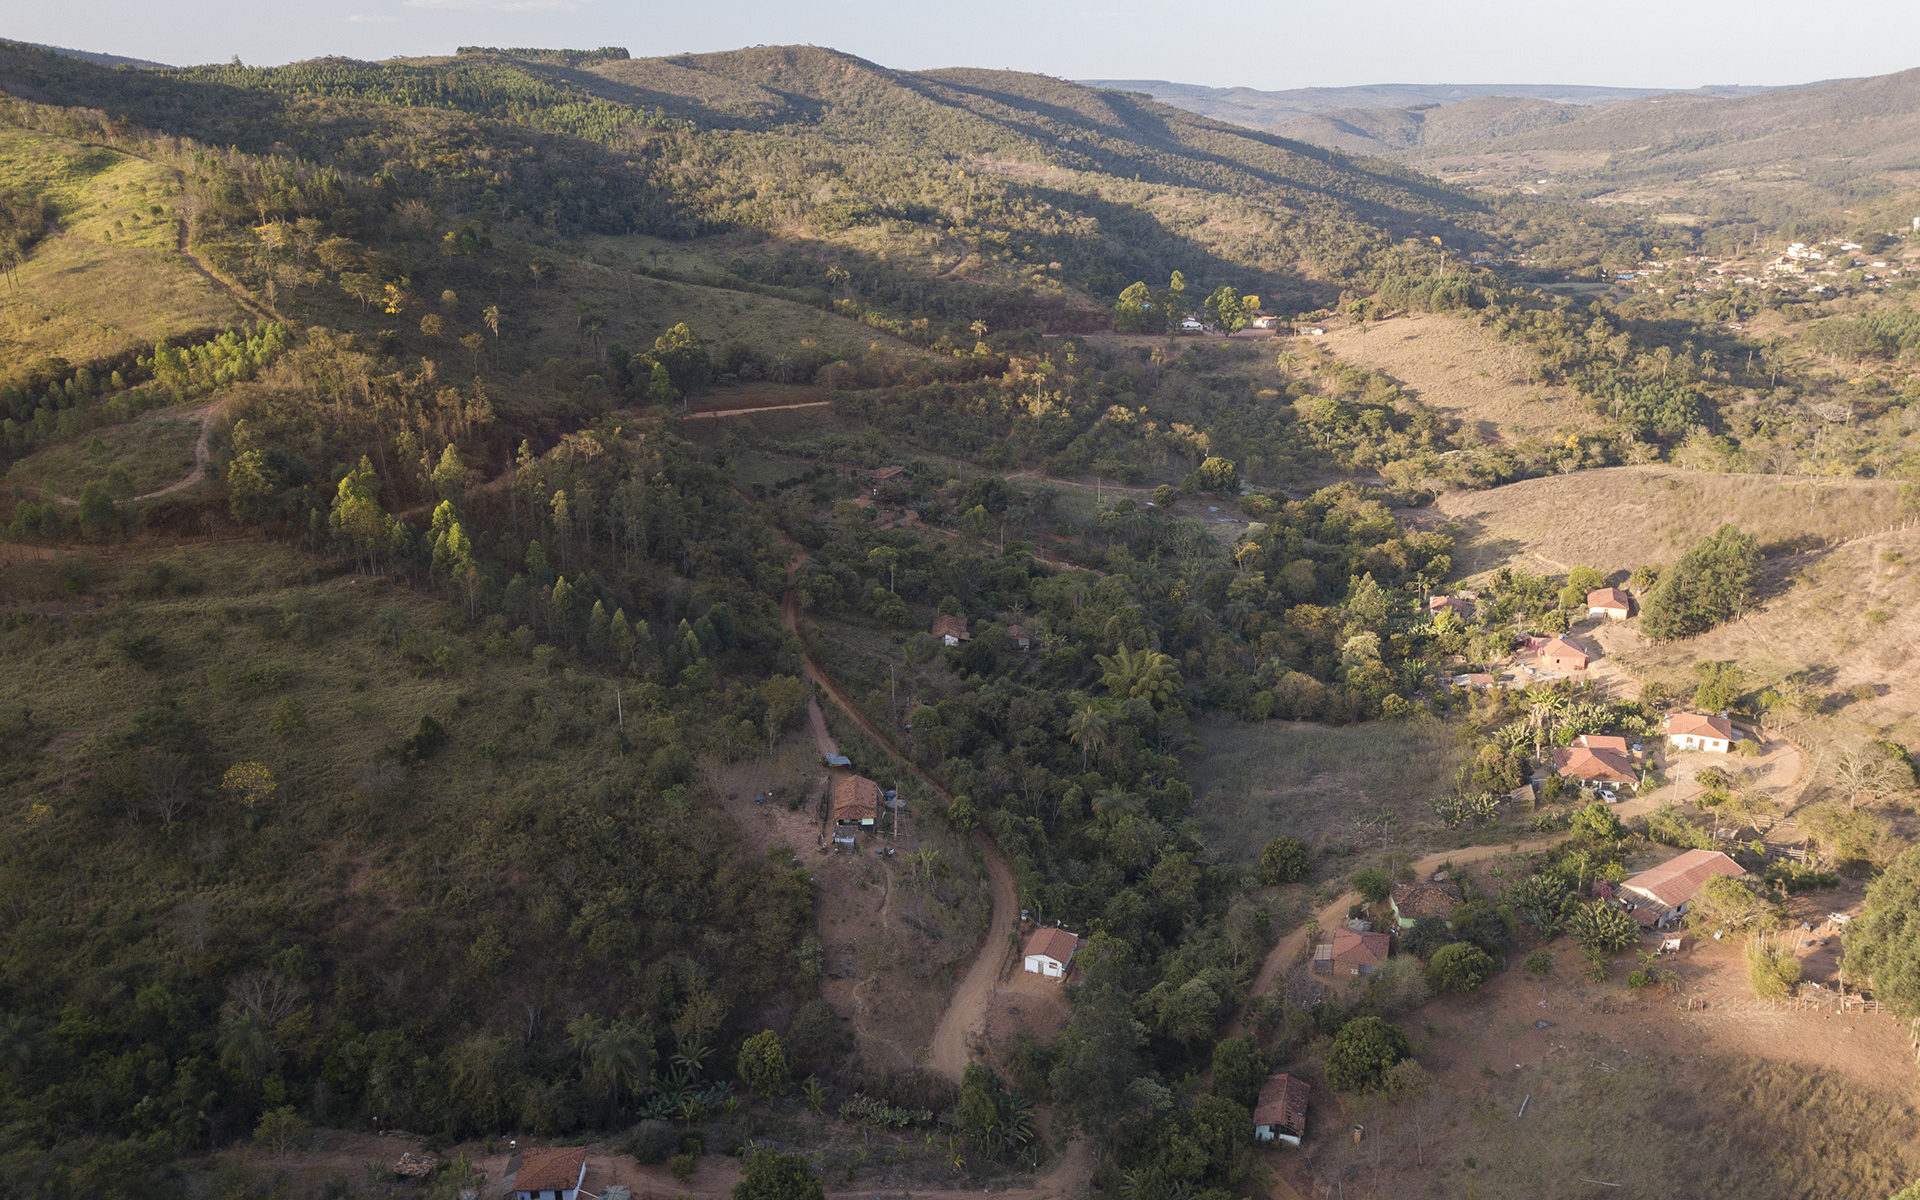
[1575,734,1631,755]
[1253,1073,1310,1135]
[1538,636,1589,668]
[1318,928,1389,969]
[931,615,970,641]
[514,1147,586,1194]
[1622,850,1744,911]
[1024,927,1079,966]
[1552,745,1638,785]
[1587,587,1631,611]
[868,466,905,481]
[830,774,881,823]
[1391,881,1463,920]
[1666,712,1734,740]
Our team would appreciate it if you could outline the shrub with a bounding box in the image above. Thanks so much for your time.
[1324,1015,1411,1092]
[1350,867,1391,904]
[1746,932,1802,999]
[1522,950,1554,977]
[736,1029,791,1097]
[1427,942,1495,993]
[1568,901,1639,954]
[1259,835,1310,885]
[669,1153,698,1182]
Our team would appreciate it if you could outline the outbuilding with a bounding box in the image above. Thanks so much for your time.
[511,1147,587,1200]
[1253,1073,1310,1145]
[1022,927,1079,978]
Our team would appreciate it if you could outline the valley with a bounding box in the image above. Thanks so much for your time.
[1,32,1918,1200]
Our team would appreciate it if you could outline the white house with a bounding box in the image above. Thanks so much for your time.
[512,1147,587,1200]
[1022,927,1079,978]
[1253,1073,1309,1146]
[1179,316,1206,333]
[1586,587,1631,620]
[1666,711,1733,753]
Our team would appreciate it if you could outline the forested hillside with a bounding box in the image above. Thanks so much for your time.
[1,36,1917,1200]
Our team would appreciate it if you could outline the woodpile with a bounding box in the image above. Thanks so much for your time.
[392,1151,439,1179]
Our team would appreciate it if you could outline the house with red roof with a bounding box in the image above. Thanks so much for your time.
[1536,635,1589,671]
[511,1147,587,1200]
[1587,587,1632,620]
[1023,927,1079,978]
[1313,929,1390,977]
[1552,734,1640,790]
[831,774,881,829]
[1666,711,1734,753]
[1254,1073,1310,1146]
[931,614,970,646]
[1620,849,1745,926]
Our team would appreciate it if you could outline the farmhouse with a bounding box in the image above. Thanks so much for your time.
[1253,1073,1310,1146]
[1621,849,1745,925]
[1552,735,1640,789]
[1535,636,1589,671]
[1427,594,1474,619]
[1390,880,1462,929]
[1023,926,1079,978]
[931,614,971,646]
[1006,623,1032,651]
[511,1147,587,1200]
[830,774,882,829]
[1313,928,1390,977]
[1586,587,1632,620]
[1666,711,1734,753]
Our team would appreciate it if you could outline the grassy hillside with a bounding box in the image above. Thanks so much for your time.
[0,127,244,370]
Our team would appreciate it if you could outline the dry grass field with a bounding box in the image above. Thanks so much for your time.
[1432,466,1905,578]
[1190,717,1477,873]
[1301,946,1920,1200]
[1615,523,1920,746]
[0,128,245,368]
[1315,312,1601,444]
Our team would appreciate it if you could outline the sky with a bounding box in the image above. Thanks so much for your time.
[5,0,1920,89]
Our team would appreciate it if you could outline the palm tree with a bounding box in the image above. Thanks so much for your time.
[217,1009,273,1078]
[1095,644,1182,709]
[1066,701,1110,771]
[0,1011,40,1076]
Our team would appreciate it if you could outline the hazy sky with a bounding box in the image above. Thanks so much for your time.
[7,0,1919,89]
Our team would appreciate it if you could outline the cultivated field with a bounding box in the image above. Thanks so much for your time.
[1314,311,1600,444]
[1432,466,1905,578]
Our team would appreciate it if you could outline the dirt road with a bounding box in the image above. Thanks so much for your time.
[781,558,1021,1084]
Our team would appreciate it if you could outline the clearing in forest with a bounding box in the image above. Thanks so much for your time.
[1313,311,1599,444]
[1190,717,1471,868]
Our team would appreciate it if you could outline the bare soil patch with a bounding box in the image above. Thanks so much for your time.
[1316,312,1597,445]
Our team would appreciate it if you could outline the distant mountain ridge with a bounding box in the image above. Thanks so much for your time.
[1080,79,1792,132]
[27,42,171,69]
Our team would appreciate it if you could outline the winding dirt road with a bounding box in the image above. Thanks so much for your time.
[781,557,1020,1084]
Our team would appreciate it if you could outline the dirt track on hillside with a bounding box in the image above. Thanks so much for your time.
[781,557,1019,1084]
